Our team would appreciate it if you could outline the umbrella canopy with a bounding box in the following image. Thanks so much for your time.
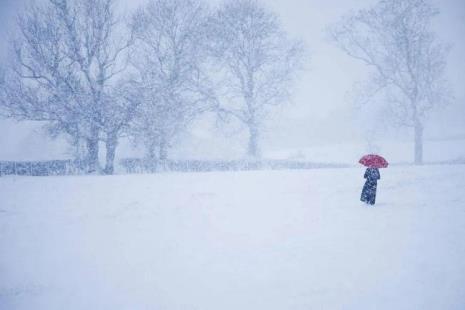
[359,154,389,168]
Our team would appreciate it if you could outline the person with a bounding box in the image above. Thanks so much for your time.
[360,167,380,205]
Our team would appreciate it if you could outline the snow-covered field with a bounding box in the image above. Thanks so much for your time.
[1,165,465,310]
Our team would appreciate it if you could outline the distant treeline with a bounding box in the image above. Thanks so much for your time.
[0,159,351,177]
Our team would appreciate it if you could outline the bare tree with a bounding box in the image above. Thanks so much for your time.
[0,2,84,150]
[129,0,211,162]
[328,0,451,164]
[0,0,133,174]
[207,0,304,158]
[101,79,141,174]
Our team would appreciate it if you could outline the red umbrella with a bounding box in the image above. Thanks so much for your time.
[359,154,389,168]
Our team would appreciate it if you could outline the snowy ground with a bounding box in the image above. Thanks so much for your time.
[1,165,465,310]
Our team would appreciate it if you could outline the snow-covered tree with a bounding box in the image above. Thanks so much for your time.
[100,79,141,174]
[207,0,304,158]
[328,0,451,164]
[0,0,133,174]
[129,0,211,162]
[0,2,84,154]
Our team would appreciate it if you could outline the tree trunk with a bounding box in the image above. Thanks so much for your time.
[247,124,260,158]
[157,134,169,172]
[86,126,100,173]
[159,134,168,161]
[104,131,118,175]
[146,141,158,173]
[414,121,423,165]
[147,143,156,161]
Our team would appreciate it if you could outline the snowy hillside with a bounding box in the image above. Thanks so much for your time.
[1,165,465,309]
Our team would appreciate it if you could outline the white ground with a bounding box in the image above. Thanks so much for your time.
[1,165,465,310]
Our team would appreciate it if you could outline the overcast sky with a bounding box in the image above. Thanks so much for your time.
[0,0,464,159]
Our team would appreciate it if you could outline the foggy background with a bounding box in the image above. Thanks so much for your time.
[1,0,464,161]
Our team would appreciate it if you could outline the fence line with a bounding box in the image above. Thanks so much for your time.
[2,157,464,177]
[119,158,351,174]
[0,158,352,177]
[0,160,89,177]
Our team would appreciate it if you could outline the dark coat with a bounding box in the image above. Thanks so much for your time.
[360,168,380,205]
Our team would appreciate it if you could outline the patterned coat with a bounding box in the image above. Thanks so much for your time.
[360,168,380,205]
